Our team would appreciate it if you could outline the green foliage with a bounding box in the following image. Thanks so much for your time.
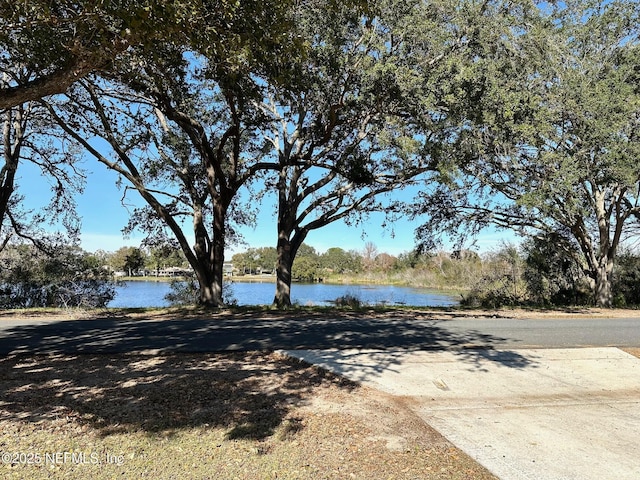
[320,247,362,274]
[34,0,311,308]
[461,245,528,308]
[265,0,478,306]
[459,238,638,308]
[164,278,199,307]
[455,240,640,308]
[108,246,146,276]
[232,247,277,274]
[0,243,115,308]
[413,1,640,307]
[292,244,321,282]
[612,251,640,307]
[144,240,188,274]
[10,0,640,311]
[0,0,302,108]
[522,234,591,306]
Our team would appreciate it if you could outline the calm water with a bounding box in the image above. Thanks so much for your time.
[108,280,459,308]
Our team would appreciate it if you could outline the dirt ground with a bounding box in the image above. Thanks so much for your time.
[2,304,639,324]
[0,351,496,479]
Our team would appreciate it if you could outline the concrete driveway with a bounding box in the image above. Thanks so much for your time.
[283,347,640,480]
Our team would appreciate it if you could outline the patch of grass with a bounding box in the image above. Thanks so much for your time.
[0,352,497,480]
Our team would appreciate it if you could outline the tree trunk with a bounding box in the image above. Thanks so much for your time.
[200,203,226,307]
[273,228,307,308]
[274,234,294,308]
[192,263,224,307]
[273,168,295,308]
[594,261,614,308]
[198,281,221,307]
[210,229,225,307]
[190,202,226,308]
[1,109,20,233]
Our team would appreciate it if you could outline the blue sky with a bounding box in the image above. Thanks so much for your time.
[20,155,514,257]
[74,168,427,256]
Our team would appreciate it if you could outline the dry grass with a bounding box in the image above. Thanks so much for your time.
[0,352,496,480]
[2,304,640,327]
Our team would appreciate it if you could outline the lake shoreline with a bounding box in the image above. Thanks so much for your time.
[109,280,460,308]
[116,274,469,294]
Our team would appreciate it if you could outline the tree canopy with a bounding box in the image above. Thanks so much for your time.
[412,0,640,307]
[1,95,83,250]
[261,0,503,306]
[38,0,306,306]
[0,0,299,109]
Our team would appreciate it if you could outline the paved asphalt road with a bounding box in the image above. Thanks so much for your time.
[0,313,639,354]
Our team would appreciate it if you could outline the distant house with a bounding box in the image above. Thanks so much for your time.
[223,263,234,276]
[158,267,192,277]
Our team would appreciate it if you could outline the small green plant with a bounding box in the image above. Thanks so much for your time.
[165,278,238,306]
[333,294,362,308]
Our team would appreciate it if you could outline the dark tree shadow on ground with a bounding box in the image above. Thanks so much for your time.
[0,309,525,355]
[0,309,538,377]
[0,352,356,440]
[0,309,539,438]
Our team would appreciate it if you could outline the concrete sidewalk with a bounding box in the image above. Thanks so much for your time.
[282,347,640,480]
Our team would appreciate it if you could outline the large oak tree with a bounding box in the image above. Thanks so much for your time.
[43,0,300,307]
[413,0,640,307]
[261,0,484,307]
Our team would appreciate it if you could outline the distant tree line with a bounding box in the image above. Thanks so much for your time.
[4,235,640,308]
[232,245,363,282]
[103,244,188,277]
[233,241,640,308]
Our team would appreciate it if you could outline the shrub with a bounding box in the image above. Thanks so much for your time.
[164,278,237,306]
[0,244,115,308]
[461,244,527,308]
[612,251,640,307]
[333,293,362,308]
[521,234,589,306]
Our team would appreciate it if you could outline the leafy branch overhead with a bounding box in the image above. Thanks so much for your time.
[0,0,300,109]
